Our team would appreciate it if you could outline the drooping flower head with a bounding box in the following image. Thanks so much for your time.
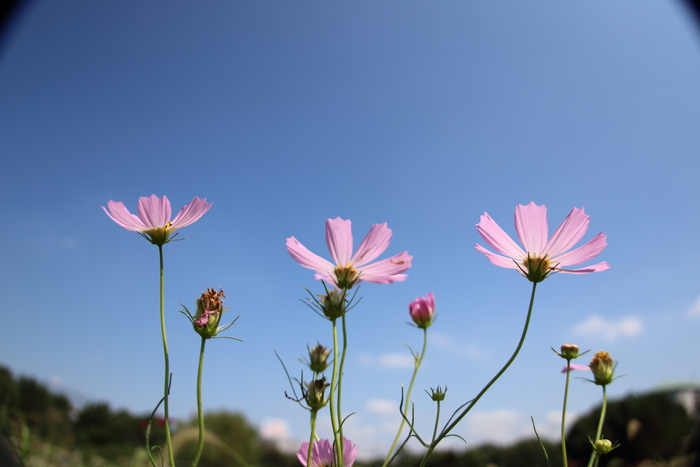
[409,292,435,329]
[297,437,357,467]
[102,194,212,246]
[475,202,609,282]
[287,218,412,289]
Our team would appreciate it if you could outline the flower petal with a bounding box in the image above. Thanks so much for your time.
[552,232,607,267]
[556,261,610,274]
[561,363,591,373]
[350,222,392,267]
[325,217,353,266]
[476,213,525,259]
[474,244,523,270]
[286,237,335,277]
[342,437,358,467]
[171,197,213,229]
[137,195,172,230]
[102,201,147,231]
[514,202,548,256]
[357,251,412,283]
[543,207,589,258]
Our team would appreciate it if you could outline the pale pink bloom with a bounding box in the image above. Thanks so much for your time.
[409,292,435,329]
[475,202,609,282]
[286,217,412,288]
[297,438,357,467]
[102,195,212,245]
[561,363,591,373]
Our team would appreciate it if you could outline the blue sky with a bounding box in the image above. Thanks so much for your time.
[1,0,700,460]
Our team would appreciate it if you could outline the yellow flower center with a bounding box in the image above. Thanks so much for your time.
[334,264,359,289]
[520,255,554,283]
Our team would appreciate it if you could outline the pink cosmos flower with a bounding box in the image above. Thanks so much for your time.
[475,202,609,282]
[561,363,591,373]
[286,217,412,288]
[102,194,212,246]
[409,292,435,329]
[297,438,357,467]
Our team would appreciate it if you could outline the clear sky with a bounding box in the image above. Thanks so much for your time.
[1,0,700,460]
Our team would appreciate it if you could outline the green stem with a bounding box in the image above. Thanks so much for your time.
[383,328,428,467]
[336,312,349,467]
[328,319,343,465]
[192,337,207,467]
[307,410,318,467]
[561,360,571,467]
[158,245,176,467]
[586,385,608,467]
[432,399,441,443]
[418,282,539,467]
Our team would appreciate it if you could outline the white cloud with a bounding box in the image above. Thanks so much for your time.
[571,314,643,342]
[259,417,296,452]
[463,410,531,445]
[687,295,700,318]
[358,352,414,369]
[365,399,398,415]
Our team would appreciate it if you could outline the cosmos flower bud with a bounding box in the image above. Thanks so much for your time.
[305,377,329,411]
[319,288,347,320]
[409,293,435,329]
[193,288,226,339]
[560,343,580,360]
[593,439,615,455]
[589,350,616,386]
[308,344,331,373]
[427,386,447,402]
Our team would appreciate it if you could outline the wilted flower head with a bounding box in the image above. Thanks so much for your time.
[192,288,227,339]
[589,350,616,386]
[287,217,412,289]
[409,293,435,329]
[305,377,330,411]
[297,437,357,467]
[102,194,212,246]
[475,202,609,282]
[307,344,331,373]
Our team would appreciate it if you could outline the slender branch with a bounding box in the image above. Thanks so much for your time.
[561,360,571,467]
[418,282,538,467]
[158,245,175,467]
[587,385,608,467]
[192,337,207,467]
[307,410,318,467]
[383,328,428,467]
[336,311,349,467]
[328,319,342,465]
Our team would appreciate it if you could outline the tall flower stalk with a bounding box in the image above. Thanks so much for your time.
[157,245,175,466]
[102,194,212,467]
[416,282,538,467]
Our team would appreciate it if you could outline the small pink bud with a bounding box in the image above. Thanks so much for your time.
[409,293,435,329]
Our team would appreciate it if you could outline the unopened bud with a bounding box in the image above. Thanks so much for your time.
[319,288,347,320]
[594,439,613,455]
[308,344,331,373]
[409,293,435,329]
[427,386,447,402]
[560,343,580,360]
[589,351,616,386]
